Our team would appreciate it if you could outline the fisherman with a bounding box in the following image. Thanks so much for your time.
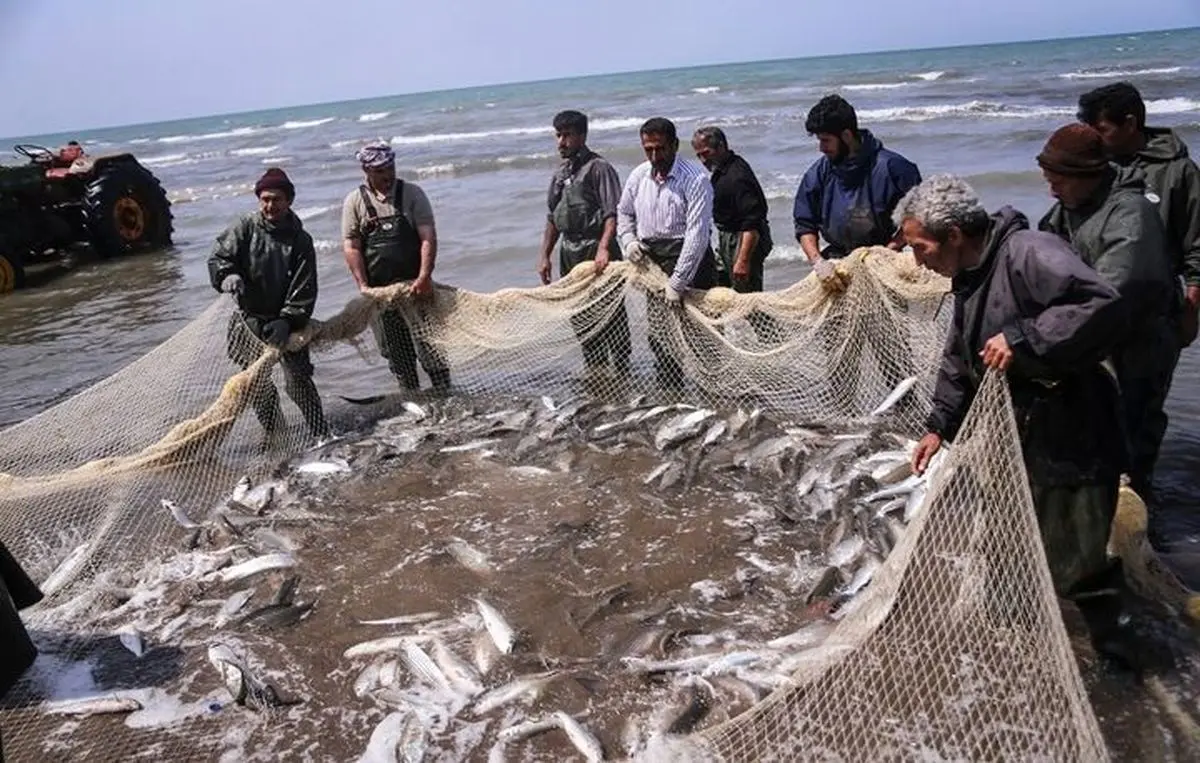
[1037,124,1177,505]
[898,175,1130,657]
[537,110,632,376]
[342,142,450,393]
[793,94,922,291]
[690,126,773,293]
[1,539,43,759]
[1078,81,1200,347]
[209,167,329,442]
[617,117,718,389]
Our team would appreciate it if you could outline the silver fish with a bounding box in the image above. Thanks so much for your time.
[699,650,766,678]
[861,474,925,504]
[804,566,842,605]
[828,535,866,568]
[41,542,91,597]
[159,613,191,642]
[905,481,929,522]
[445,537,493,577]
[555,711,605,762]
[470,670,562,716]
[657,461,686,490]
[206,644,292,710]
[359,709,427,763]
[353,658,385,699]
[498,716,560,743]
[230,475,252,503]
[664,680,713,735]
[508,465,553,477]
[403,400,429,420]
[654,409,714,450]
[870,375,919,417]
[842,553,883,597]
[474,597,517,654]
[118,627,145,658]
[42,694,142,717]
[161,499,199,529]
[643,461,672,485]
[345,635,407,660]
[206,552,296,584]
[296,457,352,476]
[401,640,454,695]
[766,620,835,650]
[699,419,728,449]
[471,628,501,676]
[439,439,501,454]
[431,638,484,696]
[539,395,557,413]
[358,612,442,627]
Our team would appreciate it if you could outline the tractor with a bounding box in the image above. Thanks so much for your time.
[0,142,173,293]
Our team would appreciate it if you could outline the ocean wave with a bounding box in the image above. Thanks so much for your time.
[358,112,391,122]
[281,117,336,129]
[260,156,293,164]
[229,145,279,157]
[913,71,946,81]
[408,152,557,179]
[1146,97,1200,115]
[1059,66,1183,80]
[139,152,191,167]
[158,126,260,144]
[390,117,644,146]
[294,204,339,221]
[843,82,909,91]
[692,86,721,94]
[858,100,1073,122]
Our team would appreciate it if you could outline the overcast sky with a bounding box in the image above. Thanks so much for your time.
[1,0,1197,137]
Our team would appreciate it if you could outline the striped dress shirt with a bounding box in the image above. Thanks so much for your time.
[617,156,714,293]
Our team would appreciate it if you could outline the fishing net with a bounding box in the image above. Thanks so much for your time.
[0,247,1107,761]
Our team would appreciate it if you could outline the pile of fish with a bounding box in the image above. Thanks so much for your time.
[13,376,951,761]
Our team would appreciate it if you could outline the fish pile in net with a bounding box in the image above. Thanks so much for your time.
[0,248,1107,761]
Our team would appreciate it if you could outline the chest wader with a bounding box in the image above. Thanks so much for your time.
[225,298,328,442]
[643,238,717,390]
[551,165,631,374]
[359,183,450,391]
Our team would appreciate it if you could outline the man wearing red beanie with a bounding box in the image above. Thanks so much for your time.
[1037,124,1176,514]
[208,167,330,444]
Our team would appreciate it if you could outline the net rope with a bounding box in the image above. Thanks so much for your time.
[0,247,1107,761]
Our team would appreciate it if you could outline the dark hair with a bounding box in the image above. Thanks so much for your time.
[692,125,728,150]
[1077,82,1146,130]
[640,117,678,143]
[805,95,858,137]
[553,110,588,135]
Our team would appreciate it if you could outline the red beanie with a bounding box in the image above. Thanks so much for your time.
[254,167,295,201]
[1036,124,1109,176]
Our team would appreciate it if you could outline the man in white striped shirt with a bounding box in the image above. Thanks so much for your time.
[617,117,718,388]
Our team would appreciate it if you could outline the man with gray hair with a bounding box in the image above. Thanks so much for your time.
[897,174,1132,660]
[691,125,773,292]
[342,142,450,392]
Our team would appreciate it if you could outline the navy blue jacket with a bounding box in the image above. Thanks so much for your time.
[792,130,922,257]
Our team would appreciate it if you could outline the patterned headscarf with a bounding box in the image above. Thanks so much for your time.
[355,142,395,169]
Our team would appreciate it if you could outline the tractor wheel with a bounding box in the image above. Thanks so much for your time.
[0,246,26,293]
[85,162,173,257]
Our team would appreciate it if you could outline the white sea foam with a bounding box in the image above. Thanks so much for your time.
[913,71,946,81]
[294,204,339,221]
[281,117,336,129]
[358,111,390,122]
[1059,66,1183,80]
[857,100,1072,122]
[843,82,909,91]
[229,145,278,157]
[158,126,259,144]
[391,117,643,146]
[1145,97,1200,115]
[692,86,720,94]
[139,152,191,167]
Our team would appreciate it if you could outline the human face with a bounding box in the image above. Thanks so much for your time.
[691,137,726,171]
[641,132,678,177]
[902,218,963,278]
[364,163,396,192]
[1042,169,1101,210]
[816,131,853,163]
[258,188,291,222]
[556,128,586,159]
[1090,115,1141,158]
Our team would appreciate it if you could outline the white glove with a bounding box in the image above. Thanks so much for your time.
[812,258,846,293]
[664,283,683,307]
[220,274,244,296]
[624,240,649,265]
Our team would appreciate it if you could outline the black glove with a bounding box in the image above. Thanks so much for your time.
[262,318,291,348]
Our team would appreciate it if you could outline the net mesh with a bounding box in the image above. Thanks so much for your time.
[0,247,1107,761]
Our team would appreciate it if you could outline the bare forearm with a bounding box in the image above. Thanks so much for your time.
[598,217,616,253]
[799,233,821,263]
[342,241,370,289]
[737,230,759,264]
[540,220,560,261]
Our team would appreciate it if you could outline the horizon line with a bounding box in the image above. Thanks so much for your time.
[5,23,1197,142]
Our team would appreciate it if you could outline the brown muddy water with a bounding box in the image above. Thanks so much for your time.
[3,390,1200,762]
